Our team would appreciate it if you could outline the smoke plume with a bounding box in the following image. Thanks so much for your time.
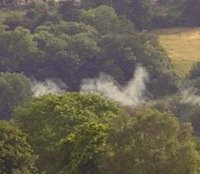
[81,66,149,106]
[31,79,67,97]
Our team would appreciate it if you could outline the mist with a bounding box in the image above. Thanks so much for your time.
[81,65,149,106]
[180,88,200,105]
[31,79,67,97]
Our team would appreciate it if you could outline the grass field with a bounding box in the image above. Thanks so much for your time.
[154,27,200,77]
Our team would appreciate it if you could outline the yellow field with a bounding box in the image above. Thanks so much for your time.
[154,27,200,77]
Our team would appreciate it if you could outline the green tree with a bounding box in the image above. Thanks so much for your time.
[151,94,200,136]
[0,73,32,120]
[51,21,97,36]
[4,13,23,30]
[80,5,135,35]
[97,32,177,96]
[80,5,119,35]
[102,108,200,174]
[33,30,67,54]
[58,0,80,21]
[59,122,109,174]
[81,0,112,9]
[181,0,200,26]
[189,61,200,80]
[0,121,38,174]
[13,93,121,174]
[81,0,153,30]
[114,0,153,30]
[0,27,38,72]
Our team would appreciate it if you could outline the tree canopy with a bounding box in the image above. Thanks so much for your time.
[0,5,178,98]
[0,121,38,174]
[101,108,200,174]
[0,72,32,120]
[12,94,200,173]
[13,93,121,174]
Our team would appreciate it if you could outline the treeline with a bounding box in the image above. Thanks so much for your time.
[1,93,200,174]
[151,0,200,28]
[80,0,200,29]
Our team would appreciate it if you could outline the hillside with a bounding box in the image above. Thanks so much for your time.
[154,27,200,77]
[2,1,200,174]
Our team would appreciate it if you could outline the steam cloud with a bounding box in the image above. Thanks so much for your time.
[180,88,200,105]
[81,66,149,106]
[31,79,67,97]
[31,66,149,106]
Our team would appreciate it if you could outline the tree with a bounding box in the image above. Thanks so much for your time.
[101,108,200,174]
[81,0,112,9]
[4,13,23,30]
[189,61,200,80]
[0,27,38,72]
[0,6,178,98]
[97,32,177,97]
[80,5,119,35]
[0,121,38,174]
[51,21,97,36]
[151,0,183,28]
[0,72,32,120]
[81,0,153,30]
[113,0,153,30]
[151,94,200,136]
[58,121,109,174]
[181,0,200,26]
[13,93,121,174]
[33,30,67,54]
[58,0,80,21]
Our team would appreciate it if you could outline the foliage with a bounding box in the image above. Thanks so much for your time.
[59,122,109,174]
[189,62,200,80]
[151,0,183,28]
[0,26,38,72]
[151,95,200,136]
[81,0,153,30]
[0,4,178,97]
[81,0,112,9]
[12,91,200,174]
[0,72,32,120]
[101,108,200,174]
[51,21,97,35]
[81,0,200,29]
[4,13,23,30]
[58,0,80,21]
[13,93,121,174]
[0,121,38,174]
[1,2,200,174]
[80,5,119,35]
[181,0,200,26]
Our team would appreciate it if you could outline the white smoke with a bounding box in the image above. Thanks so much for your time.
[31,79,67,97]
[81,66,149,106]
[180,88,200,105]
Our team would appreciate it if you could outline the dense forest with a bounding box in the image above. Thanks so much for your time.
[1,0,200,173]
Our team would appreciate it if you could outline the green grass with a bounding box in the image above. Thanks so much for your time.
[153,27,200,77]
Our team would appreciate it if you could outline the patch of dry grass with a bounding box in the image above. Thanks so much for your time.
[154,27,200,77]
